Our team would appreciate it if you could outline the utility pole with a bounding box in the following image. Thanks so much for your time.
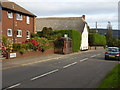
[96,22,98,33]
[107,21,112,30]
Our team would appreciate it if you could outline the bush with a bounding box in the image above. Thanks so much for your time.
[19,48,26,54]
[107,38,120,47]
[37,27,61,41]
[2,36,13,52]
[32,37,51,52]
[31,33,39,38]
[54,29,81,52]
[2,36,8,47]
[13,43,28,53]
[13,43,22,52]
[89,33,106,47]
[23,39,40,51]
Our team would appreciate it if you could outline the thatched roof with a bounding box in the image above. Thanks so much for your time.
[36,16,86,32]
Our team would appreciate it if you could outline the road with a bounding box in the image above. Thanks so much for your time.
[2,50,118,89]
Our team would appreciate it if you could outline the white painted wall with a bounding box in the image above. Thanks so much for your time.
[80,24,88,50]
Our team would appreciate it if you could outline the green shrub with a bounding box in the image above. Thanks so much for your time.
[19,48,26,54]
[37,27,61,41]
[31,33,39,38]
[2,36,8,46]
[107,38,120,47]
[13,43,23,52]
[89,33,106,47]
[32,37,51,51]
[54,29,81,52]
[26,43,34,51]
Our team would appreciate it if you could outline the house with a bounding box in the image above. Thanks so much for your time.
[36,15,89,50]
[0,1,36,43]
[90,28,120,39]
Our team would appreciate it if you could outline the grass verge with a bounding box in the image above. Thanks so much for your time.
[98,64,120,88]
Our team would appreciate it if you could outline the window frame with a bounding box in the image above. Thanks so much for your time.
[17,29,22,37]
[16,13,23,21]
[7,11,13,18]
[26,30,30,39]
[26,16,30,24]
[7,29,12,37]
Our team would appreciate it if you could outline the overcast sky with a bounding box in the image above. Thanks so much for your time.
[8,0,119,29]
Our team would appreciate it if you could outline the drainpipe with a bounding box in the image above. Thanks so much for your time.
[12,11,15,43]
[0,2,2,48]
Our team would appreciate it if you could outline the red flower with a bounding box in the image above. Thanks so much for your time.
[30,39,38,46]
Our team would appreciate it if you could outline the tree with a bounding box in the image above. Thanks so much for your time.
[106,21,113,46]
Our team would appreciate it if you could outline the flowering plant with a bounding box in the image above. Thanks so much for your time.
[32,37,50,52]
[24,39,41,51]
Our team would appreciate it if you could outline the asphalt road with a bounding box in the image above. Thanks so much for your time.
[2,50,118,89]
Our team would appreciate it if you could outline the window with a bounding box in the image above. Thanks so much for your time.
[26,30,30,39]
[7,29,12,36]
[17,30,22,37]
[26,16,30,24]
[7,11,13,18]
[16,13,22,20]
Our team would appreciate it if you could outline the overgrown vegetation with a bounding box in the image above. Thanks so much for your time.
[98,64,120,88]
[2,35,53,55]
[54,29,81,52]
[89,33,106,47]
[37,27,61,41]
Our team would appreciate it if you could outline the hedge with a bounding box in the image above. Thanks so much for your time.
[89,33,106,47]
[54,29,81,52]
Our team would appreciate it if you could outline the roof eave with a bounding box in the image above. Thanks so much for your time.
[2,7,36,17]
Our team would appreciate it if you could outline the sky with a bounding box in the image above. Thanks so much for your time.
[4,0,120,29]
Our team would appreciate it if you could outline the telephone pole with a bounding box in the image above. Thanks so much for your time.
[96,22,98,33]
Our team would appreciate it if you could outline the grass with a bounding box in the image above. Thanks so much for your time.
[98,64,120,88]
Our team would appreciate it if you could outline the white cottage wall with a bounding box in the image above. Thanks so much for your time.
[80,24,88,50]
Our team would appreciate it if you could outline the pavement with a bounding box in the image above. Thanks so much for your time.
[2,50,94,70]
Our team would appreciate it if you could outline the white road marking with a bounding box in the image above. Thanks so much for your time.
[31,69,59,81]
[80,58,88,62]
[63,62,77,68]
[6,83,21,89]
[91,55,96,58]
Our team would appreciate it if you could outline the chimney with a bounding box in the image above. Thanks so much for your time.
[82,15,85,20]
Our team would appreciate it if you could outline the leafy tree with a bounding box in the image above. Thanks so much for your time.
[37,27,61,41]
[106,21,113,46]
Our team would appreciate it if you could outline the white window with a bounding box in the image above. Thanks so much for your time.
[26,30,30,39]
[7,29,12,36]
[17,30,22,37]
[16,13,22,20]
[7,11,13,18]
[26,16,30,24]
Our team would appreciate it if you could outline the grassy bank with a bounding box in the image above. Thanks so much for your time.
[98,64,120,88]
